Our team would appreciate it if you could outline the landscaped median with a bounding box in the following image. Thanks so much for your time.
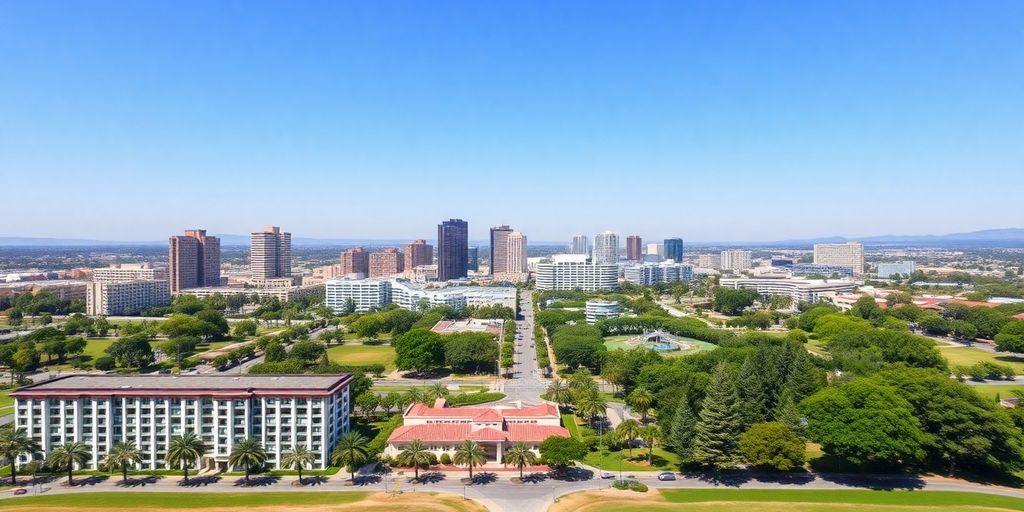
[0,491,487,512]
[550,488,1024,512]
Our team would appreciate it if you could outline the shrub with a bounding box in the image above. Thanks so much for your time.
[94,356,115,371]
[629,481,648,492]
[447,392,505,406]
[439,452,452,465]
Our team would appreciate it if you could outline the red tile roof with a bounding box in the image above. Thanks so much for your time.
[387,423,570,444]
[405,402,559,419]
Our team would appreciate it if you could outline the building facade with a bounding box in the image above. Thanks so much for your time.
[404,239,433,271]
[325,279,517,313]
[791,263,854,278]
[813,241,865,275]
[489,225,514,275]
[339,246,370,277]
[92,264,165,283]
[251,226,292,279]
[534,254,618,291]
[696,254,720,269]
[324,279,391,312]
[86,280,171,316]
[505,231,527,274]
[437,219,469,281]
[625,235,643,262]
[12,374,351,471]
[623,261,694,286]
[664,238,684,263]
[585,300,621,324]
[369,248,405,278]
[467,247,479,272]
[720,250,753,271]
[877,261,916,278]
[718,276,856,305]
[168,229,221,293]
[593,231,619,265]
[571,235,589,256]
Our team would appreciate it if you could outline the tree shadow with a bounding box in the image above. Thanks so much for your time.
[233,475,280,487]
[178,475,221,487]
[70,475,109,487]
[692,470,752,487]
[471,472,497,485]
[747,471,816,486]
[816,472,925,491]
[520,472,549,484]
[401,369,452,380]
[548,467,593,482]
[352,475,381,486]
[297,476,330,487]
[115,475,162,487]
[414,471,446,484]
[28,475,58,486]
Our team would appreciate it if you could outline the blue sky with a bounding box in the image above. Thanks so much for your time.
[1,0,1022,242]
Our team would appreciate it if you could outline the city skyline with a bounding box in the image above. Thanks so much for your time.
[2,1,1023,241]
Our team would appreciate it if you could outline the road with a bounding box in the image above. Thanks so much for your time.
[499,290,549,405]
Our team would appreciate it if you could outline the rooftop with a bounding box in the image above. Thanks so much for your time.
[13,374,351,397]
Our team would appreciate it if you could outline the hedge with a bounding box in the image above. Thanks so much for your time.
[446,392,506,406]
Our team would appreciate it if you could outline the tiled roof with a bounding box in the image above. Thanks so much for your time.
[387,423,570,444]
[405,402,559,419]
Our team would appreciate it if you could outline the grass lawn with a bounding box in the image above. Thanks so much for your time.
[0,491,486,512]
[554,489,1024,512]
[326,343,396,372]
[805,338,829,357]
[584,446,681,472]
[970,385,1024,401]
[0,389,13,415]
[939,346,1024,374]
[603,335,716,357]
[561,412,581,437]
[194,340,235,353]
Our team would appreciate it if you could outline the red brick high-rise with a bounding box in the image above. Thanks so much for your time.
[339,246,370,277]
[626,235,643,262]
[369,248,404,278]
[404,239,433,270]
[169,229,221,292]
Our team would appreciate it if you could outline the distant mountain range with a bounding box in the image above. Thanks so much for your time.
[1,228,1023,248]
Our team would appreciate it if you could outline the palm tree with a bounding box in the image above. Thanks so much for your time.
[47,441,91,486]
[395,439,432,482]
[228,438,267,486]
[503,441,536,479]
[406,388,427,406]
[429,382,450,402]
[166,432,207,484]
[626,387,654,422]
[330,432,370,482]
[545,379,572,410]
[280,445,316,485]
[105,441,143,483]
[615,419,642,458]
[640,425,660,464]
[575,391,608,431]
[453,439,488,481]
[0,426,41,485]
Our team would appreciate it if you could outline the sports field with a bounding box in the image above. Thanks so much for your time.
[326,343,396,371]
[939,346,1024,374]
[0,491,485,512]
[603,335,716,356]
[551,488,1024,512]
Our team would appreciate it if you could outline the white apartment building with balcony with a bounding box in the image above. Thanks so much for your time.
[534,254,618,291]
[324,278,516,313]
[92,263,166,282]
[12,375,352,472]
[720,250,753,271]
[814,241,865,275]
[86,279,171,316]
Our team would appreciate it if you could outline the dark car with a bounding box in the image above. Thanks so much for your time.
[657,472,676,481]
[12,489,27,496]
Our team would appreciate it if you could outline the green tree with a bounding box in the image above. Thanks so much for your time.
[711,287,759,315]
[105,334,154,369]
[546,379,572,410]
[615,419,642,458]
[233,319,258,338]
[453,439,488,480]
[773,389,804,438]
[802,379,926,469]
[995,320,1024,354]
[356,392,380,419]
[691,363,743,469]
[538,436,587,471]
[739,422,805,471]
[263,341,287,362]
[395,439,433,481]
[0,426,41,485]
[639,424,660,464]
[666,397,698,462]
[105,441,143,483]
[444,332,500,374]
[281,445,316,485]
[503,441,537,478]
[228,438,267,486]
[331,431,370,482]
[166,432,207,484]
[626,387,654,422]
[394,329,446,373]
[47,441,91,486]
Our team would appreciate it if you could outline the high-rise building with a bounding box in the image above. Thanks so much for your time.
[506,231,528,273]
[814,241,865,275]
[489,225,514,275]
[369,248,404,278]
[720,250,753,271]
[571,235,590,256]
[626,235,643,262]
[168,229,221,293]
[437,219,469,281]
[664,238,684,263]
[593,231,619,265]
[250,226,292,280]
[404,239,433,270]
[339,246,370,277]
[467,247,479,272]
[645,243,665,261]
[696,254,720,269]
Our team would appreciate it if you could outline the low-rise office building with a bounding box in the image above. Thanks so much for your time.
[623,261,694,285]
[180,284,324,303]
[86,279,171,316]
[324,278,516,313]
[718,276,856,305]
[534,254,618,291]
[791,263,854,278]
[12,374,352,471]
[585,300,620,324]
[877,261,916,278]
[92,263,165,282]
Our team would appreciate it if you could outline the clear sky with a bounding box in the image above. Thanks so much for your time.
[2,0,1022,243]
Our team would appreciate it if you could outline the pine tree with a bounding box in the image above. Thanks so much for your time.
[691,362,743,469]
[667,397,698,463]
[736,355,769,430]
[773,388,804,439]
[785,349,822,401]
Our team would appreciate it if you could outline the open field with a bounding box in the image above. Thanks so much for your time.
[939,346,1024,373]
[0,491,485,512]
[550,488,1024,512]
[0,388,13,415]
[970,385,1024,401]
[603,335,717,356]
[326,343,396,371]
[561,412,680,471]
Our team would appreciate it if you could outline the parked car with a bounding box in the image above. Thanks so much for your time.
[12,488,27,495]
[657,472,677,481]
[600,472,615,479]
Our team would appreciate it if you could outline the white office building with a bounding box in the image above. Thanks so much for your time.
[325,278,516,313]
[86,280,171,316]
[570,235,590,256]
[324,279,391,312]
[585,300,621,324]
[720,250,753,271]
[92,263,165,282]
[623,261,694,286]
[534,254,618,291]
[719,276,856,305]
[592,231,619,265]
[877,261,915,278]
[12,374,352,471]
[814,241,865,275]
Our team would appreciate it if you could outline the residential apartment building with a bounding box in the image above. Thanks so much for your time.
[168,229,221,293]
[623,261,694,286]
[437,219,469,281]
[251,226,292,279]
[534,254,618,291]
[324,279,516,313]
[720,250,753,271]
[92,263,165,283]
[593,231,619,265]
[506,231,527,274]
[12,374,352,471]
[718,276,856,305]
[339,246,370,277]
[86,280,171,316]
[664,238,684,263]
[385,399,568,466]
[813,241,865,275]
[404,240,433,271]
[585,300,621,324]
[626,235,642,262]
[369,248,404,278]
[645,243,665,262]
[183,284,323,303]
[324,279,391,312]
[877,261,916,278]
[571,235,589,256]
[696,254,720,269]
[791,264,854,278]
[489,225,514,276]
